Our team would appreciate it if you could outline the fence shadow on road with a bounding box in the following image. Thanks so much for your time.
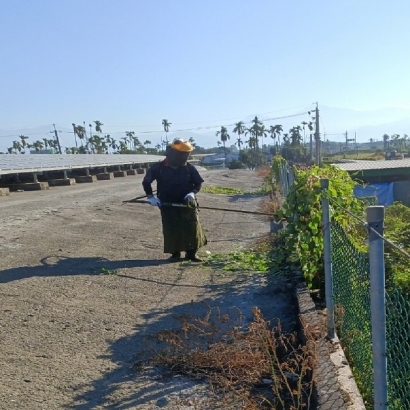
[0,255,171,284]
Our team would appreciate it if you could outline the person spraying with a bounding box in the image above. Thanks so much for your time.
[142,138,207,262]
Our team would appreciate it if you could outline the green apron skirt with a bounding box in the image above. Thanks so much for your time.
[160,206,207,254]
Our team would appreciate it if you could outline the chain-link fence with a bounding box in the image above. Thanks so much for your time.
[275,161,410,409]
[331,220,410,409]
[331,221,374,404]
[386,286,410,409]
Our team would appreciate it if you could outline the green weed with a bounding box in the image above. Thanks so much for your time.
[100,267,117,275]
[201,185,245,195]
[204,248,272,273]
[202,184,271,196]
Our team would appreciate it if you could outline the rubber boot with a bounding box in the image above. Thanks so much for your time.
[185,249,202,262]
[168,252,181,262]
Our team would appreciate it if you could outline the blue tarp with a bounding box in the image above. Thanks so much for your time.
[354,183,394,206]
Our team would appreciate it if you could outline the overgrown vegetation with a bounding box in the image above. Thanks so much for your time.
[272,155,410,292]
[272,156,366,288]
[384,202,410,292]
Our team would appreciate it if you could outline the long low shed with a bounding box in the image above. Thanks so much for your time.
[333,158,410,206]
[0,154,163,176]
[333,158,410,179]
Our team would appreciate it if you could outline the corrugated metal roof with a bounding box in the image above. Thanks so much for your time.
[0,154,164,175]
[332,158,410,171]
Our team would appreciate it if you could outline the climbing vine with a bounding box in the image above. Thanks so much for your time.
[273,157,366,287]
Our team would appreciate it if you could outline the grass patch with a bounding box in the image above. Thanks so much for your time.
[203,238,275,273]
[201,185,246,195]
[204,250,272,273]
[202,184,271,196]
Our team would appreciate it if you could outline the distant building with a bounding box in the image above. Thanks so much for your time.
[334,158,410,206]
[201,152,239,167]
[30,148,57,154]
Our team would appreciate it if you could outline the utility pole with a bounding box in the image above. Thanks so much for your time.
[314,103,320,166]
[355,132,358,157]
[345,131,355,153]
[52,124,62,154]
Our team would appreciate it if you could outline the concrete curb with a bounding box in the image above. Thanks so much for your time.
[296,283,366,409]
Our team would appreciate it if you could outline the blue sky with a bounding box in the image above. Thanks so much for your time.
[1,0,410,150]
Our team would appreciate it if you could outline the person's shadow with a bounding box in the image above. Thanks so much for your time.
[0,255,170,284]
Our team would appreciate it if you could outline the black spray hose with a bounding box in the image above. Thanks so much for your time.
[123,198,283,218]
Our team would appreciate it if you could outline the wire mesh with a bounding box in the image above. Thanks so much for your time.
[386,287,410,409]
[330,220,373,406]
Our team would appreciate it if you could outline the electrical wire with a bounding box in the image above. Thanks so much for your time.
[0,109,312,140]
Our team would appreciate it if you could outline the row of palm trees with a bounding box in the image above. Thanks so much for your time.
[215,116,315,161]
[6,120,176,154]
[382,133,410,152]
[6,131,154,155]
[6,116,313,157]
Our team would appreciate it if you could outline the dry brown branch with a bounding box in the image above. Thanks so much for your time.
[140,306,318,409]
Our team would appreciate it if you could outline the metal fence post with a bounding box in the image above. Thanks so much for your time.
[367,206,388,410]
[320,178,335,339]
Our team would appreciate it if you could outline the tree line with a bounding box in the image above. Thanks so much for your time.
[4,119,195,155]
[216,116,315,168]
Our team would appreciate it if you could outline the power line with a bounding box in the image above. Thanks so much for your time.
[0,111,311,140]
[100,103,316,129]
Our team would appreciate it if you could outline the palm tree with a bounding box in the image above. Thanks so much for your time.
[382,134,390,152]
[12,140,22,154]
[259,124,268,152]
[19,135,29,153]
[42,138,49,151]
[232,121,246,154]
[72,123,79,148]
[88,124,93,141]
[94,120,103,134]
[301,121,308,145]
[268,124,283,152]
[132,136,141,151]
[216,126,230,164]
[162,119,172,145]
[109,137,118,153]
[125,131,135,150]
[188,137,196,148]
[249,116,264,150]
[289,126,303,146]
[75,125,86,147]
[32,140,44,152]
[118,140,128,154]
